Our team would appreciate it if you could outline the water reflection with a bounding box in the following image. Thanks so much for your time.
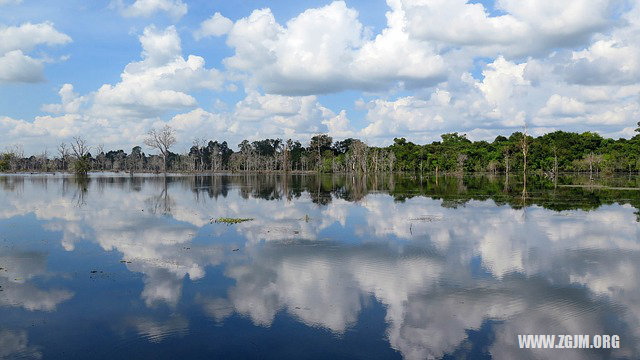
[0,174,638,359]
[0,251,73,312]
[0,329,41,359]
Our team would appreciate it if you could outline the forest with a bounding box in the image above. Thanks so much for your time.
[1,124,640,176]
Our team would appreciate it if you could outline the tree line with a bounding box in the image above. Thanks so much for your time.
[1,123,640,177]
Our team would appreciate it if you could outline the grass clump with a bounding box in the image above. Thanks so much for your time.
[212,217,254,225]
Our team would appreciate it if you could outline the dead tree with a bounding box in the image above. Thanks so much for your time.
[144,125,176,174]
[58,143,70,171]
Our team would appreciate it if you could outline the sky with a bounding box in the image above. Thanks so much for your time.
[0,0,639,154]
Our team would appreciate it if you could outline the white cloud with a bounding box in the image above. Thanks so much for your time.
[0,50,44,83]
[231,91,334,140]
[0,22,71,54]
[0,22,71,83]
[219,0,622,99]
[539,94,586,117]
[33,25,221,125]
[139,24,182,65]
[167,108,228,142]
[224,1,445,95]
[194,12,233,39]
[119,0,187,19]
[359,51,640,143]
[400,0,615,57]
[360,96,447,139]
[3,1,640,151]
[0,0,22,4]
[322,110,356,138]
[42,84,87,113]
[90,26,223,119]
[563,6,640,86]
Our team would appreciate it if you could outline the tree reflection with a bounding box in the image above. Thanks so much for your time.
[146,177,174,215]
[73,176,90,207]
[0,173,639,358]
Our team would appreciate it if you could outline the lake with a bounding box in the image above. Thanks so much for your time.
[0,173,639,359]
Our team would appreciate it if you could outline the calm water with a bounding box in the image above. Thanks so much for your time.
[0,174,639,359]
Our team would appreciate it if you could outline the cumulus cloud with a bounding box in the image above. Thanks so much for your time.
[231,91,336,139]
[0,22,71,54]
[1,25,227,152]
[539,94,586,117]
[563,5,640,86]
[0,50,44,83]
[322,110,356,138]
[90,25,223,118]
[224,1,445,95]
[118,0,187,19]
[0,22,71,83]
[359,53,640,143]
[400,0,615,57]
[3,0,640,151]
[168,108,228,135]
[41,84,87,113]
[194,12,233,39]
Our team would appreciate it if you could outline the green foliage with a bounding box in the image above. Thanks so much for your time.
[0,153,11,171]
[387,130,640,174]
[4,130,640,174]
[73,156,91,177]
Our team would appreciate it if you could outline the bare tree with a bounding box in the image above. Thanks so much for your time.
[520,126,529,195]
[70,137,91,176]
[193,138,206,171]
[6,144,24,172]
[210,142,221,172]
[552,145,558,177]
[96,144,106,171]
[388,151,396,173]
[38,150,49,172]
[71,137,90,159]
[487,160,499,175]
[284,139,293,172]
[144,125,176,174]
[349,140,368,173]
[58,143,70,171]
[585,152,596,180]
[456,153,468,174]
[238,140,251,172]
[503,148,510,175]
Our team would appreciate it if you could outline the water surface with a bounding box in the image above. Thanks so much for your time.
[0,174,639,359]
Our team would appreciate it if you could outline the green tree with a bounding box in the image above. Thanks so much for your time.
[309,134,333,171]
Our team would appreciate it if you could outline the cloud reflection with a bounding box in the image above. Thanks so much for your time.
[0,252,73,311]
[0,175,638,358]
[0,329,41,360]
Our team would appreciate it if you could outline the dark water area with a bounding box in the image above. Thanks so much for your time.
[0,173,639,359]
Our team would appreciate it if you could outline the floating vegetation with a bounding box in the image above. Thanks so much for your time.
[212,217,254,225]
[409,215,443,222]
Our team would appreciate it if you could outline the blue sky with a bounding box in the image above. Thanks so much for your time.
[1,0,639,154]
